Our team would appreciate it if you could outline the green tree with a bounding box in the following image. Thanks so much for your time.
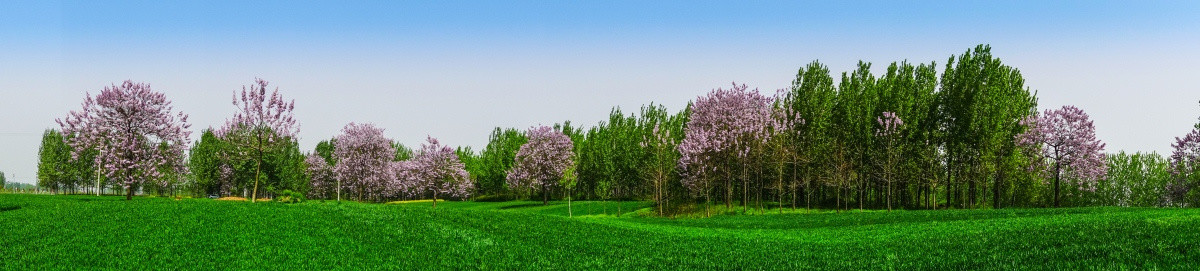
[477,127,527,197]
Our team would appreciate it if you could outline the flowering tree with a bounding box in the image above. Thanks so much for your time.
[409,136,472,208]
[333,122,395,202]
[677,83,773,214]
[216,78,298,203]
[57,80,192,200]
[875,111,903,211]
[305,154,335,199]
[1016,105,1107,207]
[508,125,575,205]
[1168,128,1200,206]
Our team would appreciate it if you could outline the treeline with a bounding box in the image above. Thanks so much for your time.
[34,44,1200,213]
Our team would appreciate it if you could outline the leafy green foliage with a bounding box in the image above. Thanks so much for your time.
[36,129,97,193]
[273,189,306,203]
[474,128,527,196]
[1097,152,1172,207]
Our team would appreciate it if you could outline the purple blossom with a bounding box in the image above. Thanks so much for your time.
[1167,128,1200,206]
[333,122,395,202]
[409,136,473,207]
[1016,105,1107,206]
[875,111,903,137]
[56,80,192,200]
[305,154,335,199]
[507,125,575,205]
[216,78,297,139]
[216,78,298,202]
[677,83,774,196]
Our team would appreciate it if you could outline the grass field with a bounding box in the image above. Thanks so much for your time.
[2,194,1198,270]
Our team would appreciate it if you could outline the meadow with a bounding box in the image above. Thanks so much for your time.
[1,194,1198,270]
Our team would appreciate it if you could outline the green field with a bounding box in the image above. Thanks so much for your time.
[1,194,1198,270]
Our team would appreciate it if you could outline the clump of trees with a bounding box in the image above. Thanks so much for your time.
[36,45,1200,215]
[216,78,299,203]
[507,125,576,206]
[56,81,192,200]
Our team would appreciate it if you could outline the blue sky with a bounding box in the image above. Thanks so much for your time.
[2,1,1199,184]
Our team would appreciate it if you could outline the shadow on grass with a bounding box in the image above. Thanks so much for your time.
[0,205,21,212]
[498,203,550,210]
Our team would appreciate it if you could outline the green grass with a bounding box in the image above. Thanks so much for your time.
[2,194,1198,270]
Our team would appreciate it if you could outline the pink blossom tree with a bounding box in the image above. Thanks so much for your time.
[1016,105,1107,207]
[304,154,335,199]
[409,136,472,208]
[677,82,773,214]
[1168,128,1200,206]
[507,125,575,206]
[333,122,395,202]
[57,80,192,200]
[389,161,419,200]
[216,78,298,203]
[875,111,903,211]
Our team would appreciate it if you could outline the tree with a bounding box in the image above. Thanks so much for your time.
[188,129,236,196]
[57,80,191,200]
[409,136,472,208]
[315,138,337,165]
[678,83,773,213]
[333,122,395,202]
[1016,105,1107,207]
[37,129,71,193]
[1100,152,1171,207]
[1169,128,1200,206]
[938,45,1037,209]
[641,123,679,216]
[875,112,903,211]
[305,154,336,199]
[507,125,575,205]
[393,142,413,161]
[783,61,837,211]
[0,170,6,191]
[217,78,298,203]
[477,128,527,197]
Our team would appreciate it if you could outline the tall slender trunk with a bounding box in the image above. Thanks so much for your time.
[252,134,263,203]
[1054,163,1061,207]
[542,182,549,206]
[743,163,748,213]
[126,186,134,200]
[778,161,784,214]
[725,171,732,209]
[994,162,1003,209]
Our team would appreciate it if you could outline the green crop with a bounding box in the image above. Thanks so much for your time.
[1,194,1198,270]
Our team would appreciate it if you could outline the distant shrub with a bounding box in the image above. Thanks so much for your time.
[275,190,305,204]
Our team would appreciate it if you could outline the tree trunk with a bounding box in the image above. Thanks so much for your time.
[778,162,784,214]
[125,185,134,200]
[725,171,732,209]
[743,163,749,213]
[252,135,263,203]
[542,183,548,206]
[1054,163,1061,208]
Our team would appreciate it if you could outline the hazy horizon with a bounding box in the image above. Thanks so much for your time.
[2,1,1198,184]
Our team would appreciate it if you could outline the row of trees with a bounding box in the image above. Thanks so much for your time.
[34,44,1200,214]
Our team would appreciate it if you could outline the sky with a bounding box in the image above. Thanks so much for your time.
[2,1,1198,184]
